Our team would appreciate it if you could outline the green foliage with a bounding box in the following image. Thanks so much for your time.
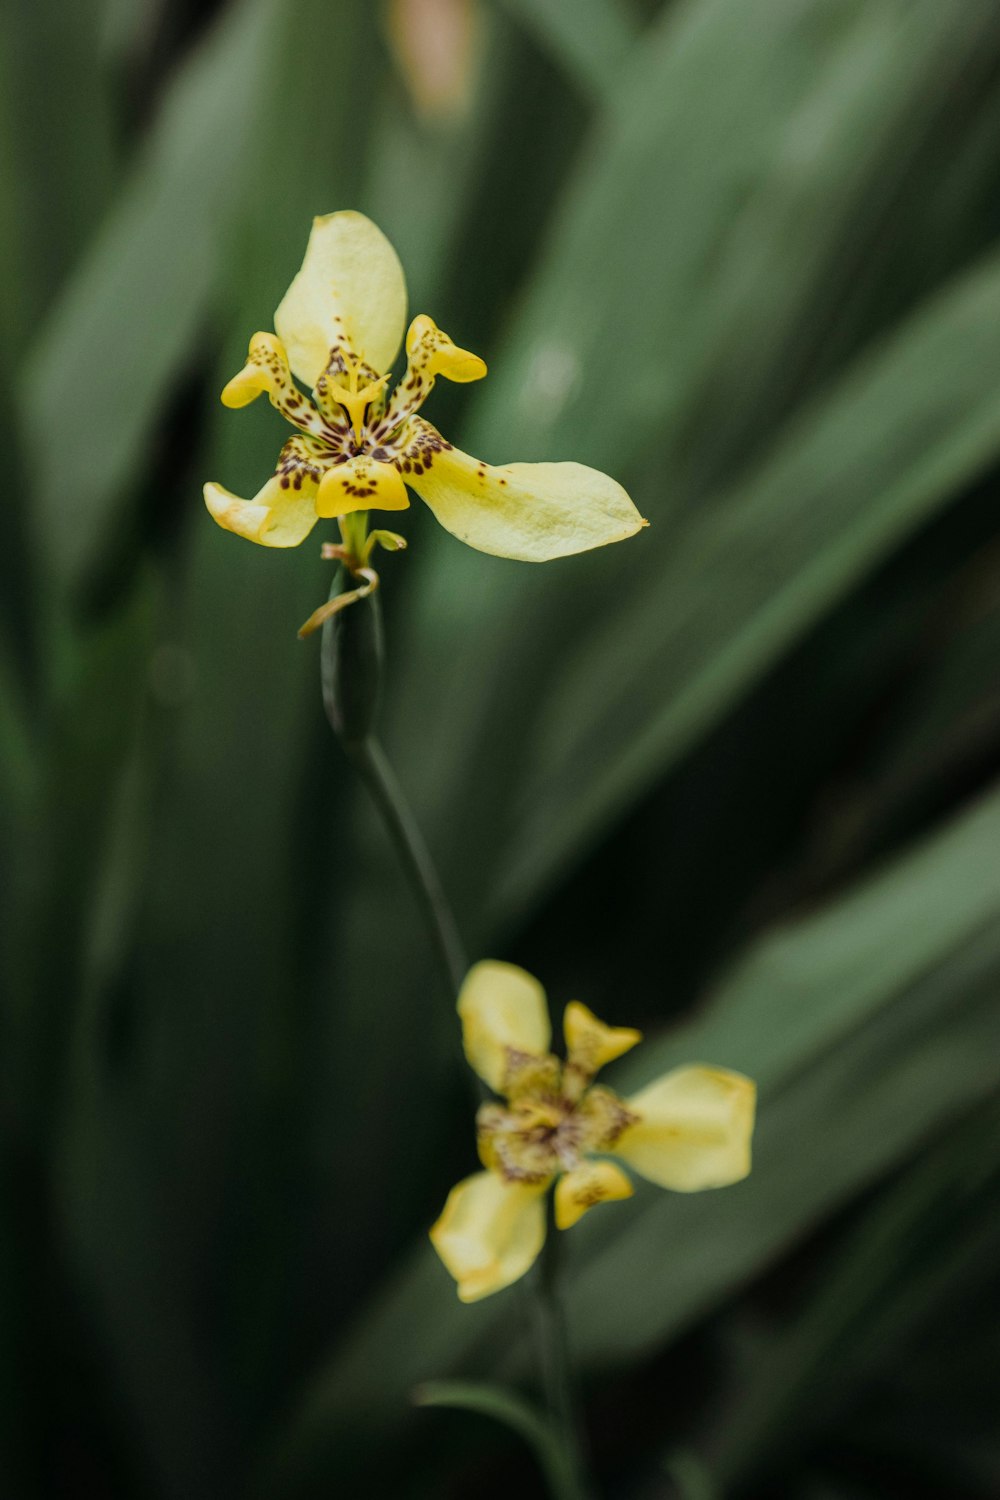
[2,1,1000,1497]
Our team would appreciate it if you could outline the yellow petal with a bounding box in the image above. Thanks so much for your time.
[221,361,269,409]
[615,1066,756,1192]
[315,456,411,518]
[554,1161,633,1230]
[429,1170,547,1302]
[402,420,647,561]
[203,473,319,549]
[405,313,486,383]
[564,1001,641,1077]
[457,960,551,1093]
[274,211,408,387]
[220,333,329,437]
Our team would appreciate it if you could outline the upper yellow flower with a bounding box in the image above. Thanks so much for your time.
[430,961,756,1302]
[204,211,646,561]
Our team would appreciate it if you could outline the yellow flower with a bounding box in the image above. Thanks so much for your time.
[204,211,646,562]
[430,961,756,1302]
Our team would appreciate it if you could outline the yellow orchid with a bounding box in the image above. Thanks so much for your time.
[430,961,756,1303]
[204,211,646,566]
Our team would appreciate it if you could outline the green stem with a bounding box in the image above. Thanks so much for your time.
[534,1201,597,1500]
[344,734,468,1000]
[320,574,595,1498]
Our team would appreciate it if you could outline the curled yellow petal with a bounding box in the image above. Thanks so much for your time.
[315,457,411,518]
[220,333,328,438]
[615,1066,756,1192]
[564,1001,641,1078]
[405,313,486,383]
[457,960,551,1094]
[203,473,319,549]
[274,211,408,387]
[554,1160,633,1231]
[221,362,268,409]
[429,1170,547,1302]
[401,419,647,561]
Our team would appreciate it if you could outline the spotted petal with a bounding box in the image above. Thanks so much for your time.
[429,1171,547,1302]
[274,211,408,387]
[564,1001,641,1079]
[203,472,319,549]
[315,455,410,518]
[554,1160,633,1230]
[457,961,551,1094]
[615,1066,756,1192]
[402,419,646,561]
[220,332,329,438]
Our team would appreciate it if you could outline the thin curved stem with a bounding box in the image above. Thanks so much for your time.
[343,735,468,1001]
[323,609,594,1496]
[415,1381,583,1500]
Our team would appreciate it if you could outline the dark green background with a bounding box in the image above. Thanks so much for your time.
[3,0,1000,1495]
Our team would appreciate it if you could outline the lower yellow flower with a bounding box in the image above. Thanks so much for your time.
[430,961,756,1302]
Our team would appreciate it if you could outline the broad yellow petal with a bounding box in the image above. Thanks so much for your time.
[457,960,551,1093]
[315,456,411,518]
[430,1170,547,1302]
[614,1066,756,1192]
[554,1160,633,1230]
[274,211,407,387]
[564,1001,641,1078]
[402,419,647,561]
[203,472,319,549]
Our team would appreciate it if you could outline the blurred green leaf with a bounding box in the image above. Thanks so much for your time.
[494,244,1000,918]
[415,1380,574,1499]
[384,0,1000,934]
[0,0,116,356]
[700,1101,1000,1488]
[495,0,639,100]
[46,8,390,1495]
[20,0,285,602]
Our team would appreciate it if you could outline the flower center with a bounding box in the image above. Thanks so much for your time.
[477,1067,637,1186]
[327,353,391,443]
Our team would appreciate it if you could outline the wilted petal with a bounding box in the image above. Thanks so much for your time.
[274,211,408,387]
[430,1170,548,1302]
[615,1066,756,1192]
[402,419,647,561]
[457,960,551,1094]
